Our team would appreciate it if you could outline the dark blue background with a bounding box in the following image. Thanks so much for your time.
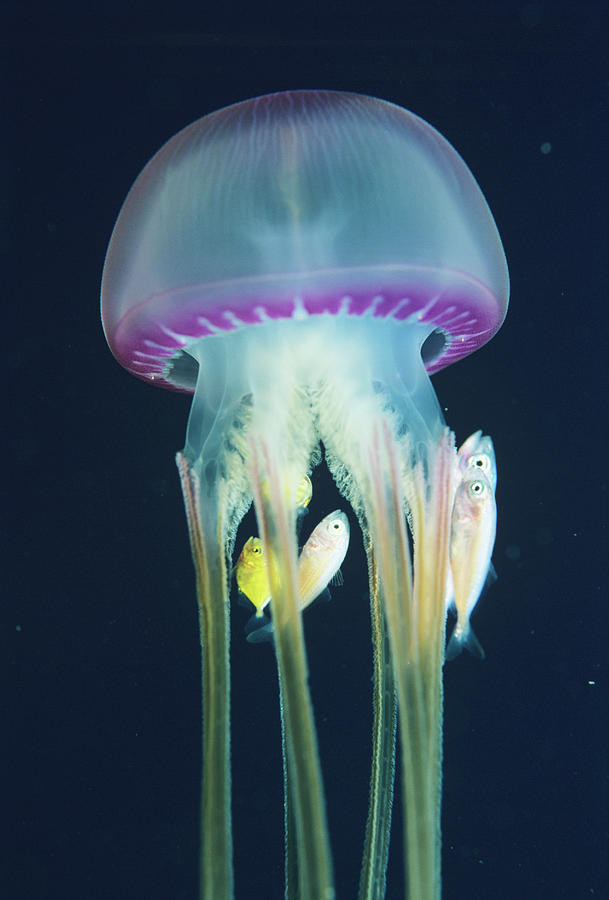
[4,3,607,898]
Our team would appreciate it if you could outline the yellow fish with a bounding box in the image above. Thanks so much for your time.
[294,473,313,511]
[235,537,271,618]
[261,473,313,511]
[236,475,313,619]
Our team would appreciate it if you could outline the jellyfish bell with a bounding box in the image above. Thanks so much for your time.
[102,89,506,388]
[101,91,509,900]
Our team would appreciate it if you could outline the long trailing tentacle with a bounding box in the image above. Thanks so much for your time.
[358,536,397,900]
[176,453,233,900]
[248,433,335,900]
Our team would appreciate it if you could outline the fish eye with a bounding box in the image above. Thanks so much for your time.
[468,479,487,497]
[328,518,345,532]
[252,545,262,554]
[469,454,490,473]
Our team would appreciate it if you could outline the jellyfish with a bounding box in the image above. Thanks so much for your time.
[101,91,509,900]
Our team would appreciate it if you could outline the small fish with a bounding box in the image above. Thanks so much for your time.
[297,510,350,610]
[446,469,496,660]
[294,474,313,511]
[457,430,497,493]
[247,510,350,643]
[261,473,313,512]
[235,537,271,618]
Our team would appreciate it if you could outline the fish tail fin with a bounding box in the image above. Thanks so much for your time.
[445,622,485,661]
[246,623,274,644]
[245,613,274,644]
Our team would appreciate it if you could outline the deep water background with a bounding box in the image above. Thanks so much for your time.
[3,3,607,898]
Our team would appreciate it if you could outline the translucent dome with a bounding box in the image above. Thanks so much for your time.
[101,90,509,390]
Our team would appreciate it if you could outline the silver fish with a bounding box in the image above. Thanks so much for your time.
[446,469,496,660]
[457,430,497,493]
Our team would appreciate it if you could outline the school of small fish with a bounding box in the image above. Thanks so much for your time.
[235,471,349,640]
[235,431,498,659]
